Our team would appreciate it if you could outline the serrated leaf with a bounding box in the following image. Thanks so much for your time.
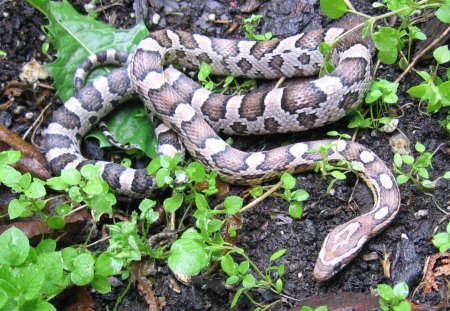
[28,0,149,102]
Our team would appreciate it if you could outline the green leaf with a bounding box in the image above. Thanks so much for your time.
[36,239,57,254]
[163,193,184,213]
[0,288,7,309]
[61,168,81,186]
[221,254,238,276]
[0,150,21,165]
[415,142,425,153]
[168,238,210,275]
[91,274,111,294]
[436,4,450,23]
[95,253,123,276]
[8,199,32,219]
[25,181,46,199]
[372,27,400,51]
[393,281,409,300]
[15,264,45,300]
[396,175,409,185]
[231,287,245,308]
[224,196,243,215]
[270,249,287,262]
[320,0,347,19]
[36,300,57,311]
[86,103,157,159]
[289,202,304,219]
[250,186,263,197]
[195,193,208,211]
[242,274,256,288]
[393,153,403,168]
[275,278,283,292]
[443,171,450,179]
[71,253,95,286]
[401,155,414,165]
[226,275,240,285]
[28,0,149,102]
[407,84,427,99]
[0,227,30,266]
[331,170,346,180]
[238,261,250,274]
[291,189,309,202]
[281,172,296,190]
[433,45,450,64]
[377,283,394,300]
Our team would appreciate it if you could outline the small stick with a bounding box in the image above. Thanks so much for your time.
[394,25,450,83]
[240,180,283,213]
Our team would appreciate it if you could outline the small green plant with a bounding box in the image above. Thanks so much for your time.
[0,227,122,310]
[223,249,286,310]
[309,133,362,193]
[432,221,450,252]
[280,173,309,219]
[349,79,399,130]
[0,50,6,57]
[197,62,256,94]
[0,150,117,227]
[407,45,450,128]
[377,282,411,311]
[393,142,450,190]
[242,14,273,41]
[300,306,328,311]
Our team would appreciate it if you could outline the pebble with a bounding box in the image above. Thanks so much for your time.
[379,118,399,133]
[25,112,34,120]
[38,34,46,41]
[414,209,428,219]
[83,2,95,12]
[362,252,379,262]
[3,12,9,18]
[207,13,216,22]
[152,13,160,25]
[329,188,335,196]
[0,111,12,128]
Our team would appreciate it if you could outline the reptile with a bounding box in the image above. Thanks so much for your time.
[44,14,401,281]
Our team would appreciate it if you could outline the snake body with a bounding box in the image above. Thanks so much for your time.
[44,15,401,281]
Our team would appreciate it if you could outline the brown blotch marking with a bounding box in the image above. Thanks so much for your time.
[197,52,213,64]
[107,68,131,96]
[298,54,311,65]
[237,58,253,74]
[269,55,284,71]
[79,85,103,112]
[149,84,179,117]
[152,30,173,48]
[132,49,162,81]
[230,122,248,134]
[281,83,327,114]
[250,40,281,60]
[239,91,266,121]
[257,149,293,172]
[331,58,368,86]
[296,112,318,128]
[264,118,280,132]
[340,91,361,110]
[295,29,325,49]
[201,93,227,121]
[211,149,248,172]
[175,31,199,49]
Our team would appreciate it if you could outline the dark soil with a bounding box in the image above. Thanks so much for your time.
[0,0,449,310]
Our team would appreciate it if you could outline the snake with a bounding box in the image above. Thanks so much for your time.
[44,14,401,281]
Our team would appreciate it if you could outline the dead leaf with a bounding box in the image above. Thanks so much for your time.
[0,124,51,179]
[20,56,49,83]
[423,252,450,294]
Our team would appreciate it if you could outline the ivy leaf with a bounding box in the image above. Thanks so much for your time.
[27,0,149,102]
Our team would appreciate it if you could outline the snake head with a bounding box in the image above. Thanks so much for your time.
[313,218,368,282]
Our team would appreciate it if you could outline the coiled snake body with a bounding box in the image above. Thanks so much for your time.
[44,15,401,281]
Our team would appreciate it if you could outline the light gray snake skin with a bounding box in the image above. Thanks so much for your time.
[44,15,401,281]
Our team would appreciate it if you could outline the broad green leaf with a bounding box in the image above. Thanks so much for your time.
[168,238,210,275]
[393,281,409,300]
[27,0,149,102]
[436,3,450,23]
[320,0,347,19]
[270,249,287,262]
[221,254,238,276]
[433,45,450,64]
[15,264,45,300]
[0,227,30,266]
[71,253,95,286]
[86,103,157,159]
[224,196,243,215]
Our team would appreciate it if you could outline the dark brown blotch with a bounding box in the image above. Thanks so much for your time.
[201,93,227,122]
[331,58,368,86]
[250,40,280,60]
[295,29,325,50]
[175,31,199,49]
[152,30,173,48]
[269,55,284,71]
[237,58,253,74]
[281,84,327,114]
[239,91,266,121]
[263,118,280,132]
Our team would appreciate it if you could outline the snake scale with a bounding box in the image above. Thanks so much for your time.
[44,15,401,281]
